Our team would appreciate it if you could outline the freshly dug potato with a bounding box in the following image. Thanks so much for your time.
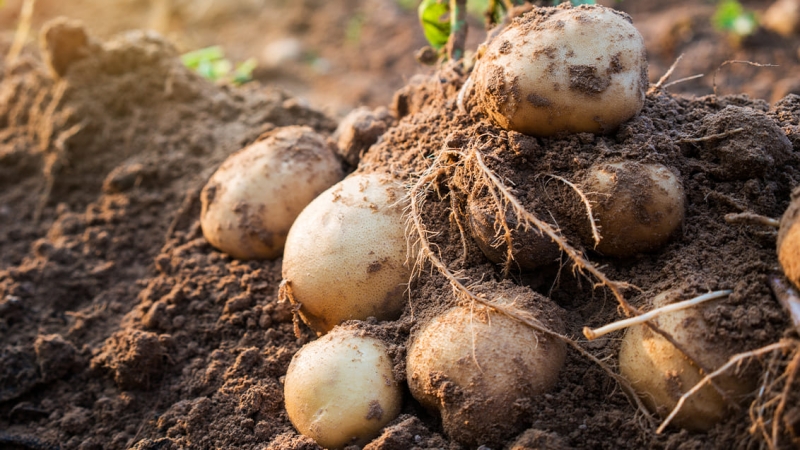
[779,189,800,289]
[284,327,402,449]
[582,161,684,258]
[282,172,410,334]
[619,290,755,431]
[470,4,648,136]
[467,191,560,270]
[763,0,800,37]
[406,283,566,448]
[200,126,343,260]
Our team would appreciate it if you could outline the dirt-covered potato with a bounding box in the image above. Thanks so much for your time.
[779,189,800,289]
[467,191,560,270]
[282,172,410,334]
[619,290,755,431]
[582,161,684,258]
[406,284,566,448]
[763,0,800,37]
[284,327,402,449]
[470,4,648,136]
[200,126,343,260]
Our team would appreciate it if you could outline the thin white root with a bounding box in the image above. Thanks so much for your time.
[662,74,704,89]
[656,340,795,434]
[5,0,36,66]
[724,212,780,229]
[583,290,733,340]
[542,173,602,248]
[456,75,473,114]
[649,53,684,94]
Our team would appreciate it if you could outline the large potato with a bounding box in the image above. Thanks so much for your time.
[406,284,566,448]
[619,290,755,431]
[470,4,648,136]
[200,126,343,260]
[282,172,410,334]
[284,327,402,449]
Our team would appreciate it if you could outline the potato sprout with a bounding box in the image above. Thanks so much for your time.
[200,126,343,260]
[406,288,566,447]
[284,327,402,449]
[281,172,410,334]
[470,5,648,136]
[582,161,684,258]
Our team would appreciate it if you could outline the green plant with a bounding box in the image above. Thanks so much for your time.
[180,46,257,85]
[712,0,757,36]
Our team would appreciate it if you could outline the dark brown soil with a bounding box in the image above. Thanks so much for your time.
[1,1,800,450]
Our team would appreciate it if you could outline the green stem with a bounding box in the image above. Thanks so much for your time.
[446,0,467,61]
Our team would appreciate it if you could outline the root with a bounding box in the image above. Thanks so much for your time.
[541,173,602,249]
[5,0,36,67]
[680,127,745,143]
[657,340,796,434]
[583,290,732,340]
[405,144,656,424]
[768,275,800,335]
[725,212,780,229]
[713,60,778,97]
[649,53,684,94]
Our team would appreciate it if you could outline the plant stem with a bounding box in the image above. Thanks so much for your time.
[446,0,467,61]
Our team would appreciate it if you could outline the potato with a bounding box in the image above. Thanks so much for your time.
[618,290,755,431]
[284,327,402,449]
[582,161,684,258]
[778,190,800,289]
[467,191,560,270]
[406,283,566,448]
[763,0,800,37]
[282,172,410,334]
[470,4,648,137]
[200,126,343,260]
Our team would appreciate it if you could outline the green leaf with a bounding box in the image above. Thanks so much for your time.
[181,46,225,69]
[419,0,451,49]
[712,0,757,36]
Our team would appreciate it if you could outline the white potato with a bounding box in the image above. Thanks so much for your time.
[471,4,648,136]
[200,126,343,260]
[282,172,410,334]
[406,285,566,447]
[284,327,402,449]
[583,161,684,258]
[619,290,755,431]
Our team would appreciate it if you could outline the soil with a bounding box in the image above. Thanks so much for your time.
[1,1,800,450]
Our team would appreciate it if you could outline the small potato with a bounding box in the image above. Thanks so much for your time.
[284,327,402,449]
[619,290,755,431]
[470,4,648,136]
[583,161,684,258]
[467,191,560,270]
[200,126,343,260]
[406,283,566,448]
[282,172,410,334]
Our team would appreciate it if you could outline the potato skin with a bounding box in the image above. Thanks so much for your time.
[471,5,647,137]
[778,190,800,289]
[200,126,343,260]
[467,191,560,270]
[618,291,755,431]
[406,287,566,448]
[583,162,684,258]
[284,328,402,449]
[282,173,410,334]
